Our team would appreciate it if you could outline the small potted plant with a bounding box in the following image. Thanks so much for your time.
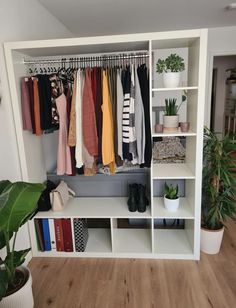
[0,180,44,308]
[156,53,185,88]
[164,183,180,212]
[201,128,236,254]
[163,98,179,131]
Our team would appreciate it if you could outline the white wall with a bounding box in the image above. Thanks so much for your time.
[205,26,236,127]
[0,0,72,257]
[212,56,236,134]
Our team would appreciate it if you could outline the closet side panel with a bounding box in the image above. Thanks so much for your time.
[10,51,47,182]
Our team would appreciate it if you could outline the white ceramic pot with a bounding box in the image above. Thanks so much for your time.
[0,266,34,308]
[164,195,180,212]
[200,227,224,254]
[163,72,180,88]
[163,115,179,131]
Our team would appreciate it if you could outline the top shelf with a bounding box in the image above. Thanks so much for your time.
[152,86,198,92]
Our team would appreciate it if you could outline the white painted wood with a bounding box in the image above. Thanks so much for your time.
[152,130,196,137]
[153,197,194,219]
[35,197,152,219]
[113,229,152,253]
[152,86,198,91]
[152,163,195,179]
[154,229,193,255]
[4,28,208,260]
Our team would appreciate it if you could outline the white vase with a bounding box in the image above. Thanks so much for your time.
[0,266,34,308]
[164,195,180,212]
[163,115,179,131]
[163,72,180,88]
[200,227,224,254]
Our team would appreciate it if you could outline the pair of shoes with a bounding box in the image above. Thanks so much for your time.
[127,184,149,213]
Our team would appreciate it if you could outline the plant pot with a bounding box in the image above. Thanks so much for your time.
[163,115,179,131]
[163,72,180,88]
[164,195,180,212]
[0,266,34,308]
[200,227,224,254]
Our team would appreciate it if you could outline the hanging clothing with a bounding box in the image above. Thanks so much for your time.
[137,64,152,168]
[135,67,145,164]
[129,64,138,164]
[68,72,77,147]
[122,67,132,161]
[95,67,103,161]
[117,69,124,160]
[32,78,43,136]
[102,70,116,174]
[28,77,36,134]
[82,68,98,157]
[21,77,32,131]
[37,74,52,130]
[75,70,84,169]
[55,93,72,175]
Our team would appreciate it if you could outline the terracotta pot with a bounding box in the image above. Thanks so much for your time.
[0,266,34,308]
[163,115,179,131]
[164,195,180,212]
[200,227,224,254]
[163,72,180,88]
[155,124,163,133]
[180,122,190,132]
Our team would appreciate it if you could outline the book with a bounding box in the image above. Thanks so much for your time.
[54,219,64,251]
[48,219,57,250]
[62,218,73,252]
[42,218,51,251]
[34,219,45,251]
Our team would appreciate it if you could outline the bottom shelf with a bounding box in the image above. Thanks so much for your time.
[154,229,193,257]
[86,228,112,253]
[113,229,152,254]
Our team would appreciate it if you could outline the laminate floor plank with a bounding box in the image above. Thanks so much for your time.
[29,222,236,308]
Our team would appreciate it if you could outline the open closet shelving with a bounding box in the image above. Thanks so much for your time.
[4,29,208,260]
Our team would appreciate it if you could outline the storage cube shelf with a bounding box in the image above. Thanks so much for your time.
[5,28,207,260]
[152,163,195,179]
[153,197,194,219]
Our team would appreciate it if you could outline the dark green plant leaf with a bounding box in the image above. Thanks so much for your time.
[0,268,8,301]
[0,181,11,195]
[0,230,13,250]
[0,182,44,234]
[5,249,31,269]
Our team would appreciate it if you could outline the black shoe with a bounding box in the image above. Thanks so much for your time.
[127,184,138,212]
[137,184,149,213]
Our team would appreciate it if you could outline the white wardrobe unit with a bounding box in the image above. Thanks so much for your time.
[4,29,208,260]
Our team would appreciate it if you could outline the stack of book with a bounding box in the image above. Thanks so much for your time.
[34,218,79,252]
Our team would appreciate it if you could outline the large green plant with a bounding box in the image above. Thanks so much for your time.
[202,128,236,230]
[0,181,44,301]
[156,53,185,73]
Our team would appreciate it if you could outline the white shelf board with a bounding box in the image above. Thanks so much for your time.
[153,198,194,219]
[113,229,152,253]
[86,228,112,253]
[154,229,193,255]
[153,163,195,179]
[152,86,198,92]
[35,197,151,219]
[152,130,196,137]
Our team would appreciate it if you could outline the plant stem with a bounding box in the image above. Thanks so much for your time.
[10,232,17,285]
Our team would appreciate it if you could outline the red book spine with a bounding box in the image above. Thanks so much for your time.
[62,219,73,252]
[54,219,64,252]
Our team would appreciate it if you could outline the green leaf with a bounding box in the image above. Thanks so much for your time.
[0,268,8,301]
[5,249,31,269]
[0,182,44,234]
[0,181,11,195]
[0,230,13,250]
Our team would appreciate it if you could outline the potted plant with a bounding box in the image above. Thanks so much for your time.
[164,183,180,212]
[163,98,179,131]
[156,53,185,88]
[201,128,236,254]
[0,180,44,308]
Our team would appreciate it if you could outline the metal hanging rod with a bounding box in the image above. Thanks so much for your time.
[23,53,149,65]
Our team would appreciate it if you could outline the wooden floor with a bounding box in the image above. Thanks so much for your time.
[29,222,236,308]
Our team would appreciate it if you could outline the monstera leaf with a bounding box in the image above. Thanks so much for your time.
[0,182,44,234]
